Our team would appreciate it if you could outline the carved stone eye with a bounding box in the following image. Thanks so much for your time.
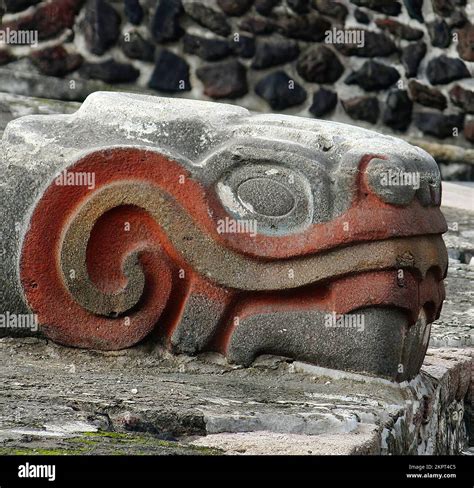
[237,178,296,217]
[216,164,314,236]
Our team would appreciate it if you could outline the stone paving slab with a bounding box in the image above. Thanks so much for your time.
[0,337,471,455]
[431,207,474,349]
[442,183,474,211]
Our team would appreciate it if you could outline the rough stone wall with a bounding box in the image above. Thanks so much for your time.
[0,0,472,148]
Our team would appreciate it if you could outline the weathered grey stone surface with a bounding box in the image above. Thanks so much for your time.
[0,66,113,102]
[0,338,471,455]
[0,92,80,127]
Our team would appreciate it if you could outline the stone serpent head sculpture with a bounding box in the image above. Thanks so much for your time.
[0,92,447,381]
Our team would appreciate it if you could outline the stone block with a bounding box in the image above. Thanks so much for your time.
[0,92,448,381]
